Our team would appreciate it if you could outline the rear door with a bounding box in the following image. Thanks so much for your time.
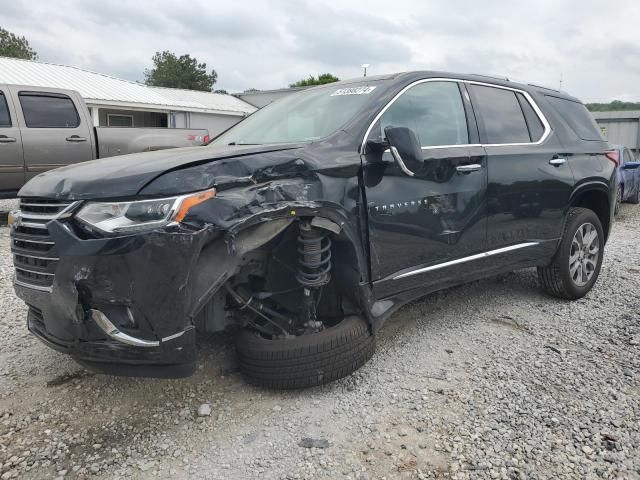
[363,80,488,297]
[468,83,573,264]
[10,86,93,180]
[0,86,25,195]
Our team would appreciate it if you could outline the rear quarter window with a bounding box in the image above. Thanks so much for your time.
[545,96,603,141]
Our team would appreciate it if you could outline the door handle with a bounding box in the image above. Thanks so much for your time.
[0,136,16,144]
[456,164,482,173]
[549,157,567,166]
[66,136,87,142]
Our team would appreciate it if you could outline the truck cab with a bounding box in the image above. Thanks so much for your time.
[0,84,208,198]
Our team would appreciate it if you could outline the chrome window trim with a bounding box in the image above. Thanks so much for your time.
[390,242,539,280]
[360,78,551,154]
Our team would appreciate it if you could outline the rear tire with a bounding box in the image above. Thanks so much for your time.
[236,316,375,389]
[614,186,622,215]
[629,186,640,205]
[537,207,604,300]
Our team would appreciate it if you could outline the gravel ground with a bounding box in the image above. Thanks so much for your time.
[0,200,18,224]
[0,205,638,480]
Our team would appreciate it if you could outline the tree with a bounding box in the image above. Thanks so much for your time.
[0,28,37,60]
[144,51,217,91]
[289,73,340,88]
[586,100,640,112]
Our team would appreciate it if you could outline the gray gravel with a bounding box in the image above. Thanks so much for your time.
[0,199,18,214]
[0,205,638,480]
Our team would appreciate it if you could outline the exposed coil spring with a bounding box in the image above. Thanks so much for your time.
[296,221,332,288]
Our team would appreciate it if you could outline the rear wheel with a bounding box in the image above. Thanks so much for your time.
[629,185,640,205]
[537,207,604,300]
[236,316,375,389]
[614,186,622,215]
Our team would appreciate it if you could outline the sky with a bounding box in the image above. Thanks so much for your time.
[2,0,639,102]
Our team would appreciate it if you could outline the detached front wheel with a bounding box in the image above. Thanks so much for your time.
[236,316,375,389]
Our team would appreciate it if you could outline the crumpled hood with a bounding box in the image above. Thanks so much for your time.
[18,144,301,200]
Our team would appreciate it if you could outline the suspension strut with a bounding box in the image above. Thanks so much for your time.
[296,220,332,329]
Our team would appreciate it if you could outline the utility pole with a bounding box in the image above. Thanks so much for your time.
[362,64,369,77]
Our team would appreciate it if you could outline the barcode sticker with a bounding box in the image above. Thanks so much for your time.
[331,86,376,96]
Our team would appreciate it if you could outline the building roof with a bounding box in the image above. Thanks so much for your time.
[0,57,256,116]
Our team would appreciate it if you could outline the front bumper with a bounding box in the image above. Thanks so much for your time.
[12,218,218,378]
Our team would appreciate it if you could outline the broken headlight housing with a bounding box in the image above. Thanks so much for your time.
[75,188,216,234]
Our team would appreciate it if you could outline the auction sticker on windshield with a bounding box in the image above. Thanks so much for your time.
[331,86,376,96]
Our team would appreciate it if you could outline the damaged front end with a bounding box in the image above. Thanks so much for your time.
[11,145,370,378]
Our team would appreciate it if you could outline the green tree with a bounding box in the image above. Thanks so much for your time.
[586,100,640,112]
[289,73,340,88]
[0,28,37,60]
[144,51,217,91]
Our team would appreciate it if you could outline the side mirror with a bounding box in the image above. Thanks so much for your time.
[384,126,423,176]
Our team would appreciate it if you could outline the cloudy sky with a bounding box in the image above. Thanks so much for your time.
[2,0,639,101]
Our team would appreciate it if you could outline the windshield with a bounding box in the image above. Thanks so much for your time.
[213,82,383,145]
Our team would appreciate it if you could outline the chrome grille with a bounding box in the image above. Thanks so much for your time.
[11,198,75,292]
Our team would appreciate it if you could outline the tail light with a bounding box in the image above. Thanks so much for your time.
[203,135,210,144]
[605,150,619,166]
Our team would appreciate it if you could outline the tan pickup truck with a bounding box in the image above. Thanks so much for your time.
[0,84,209,198]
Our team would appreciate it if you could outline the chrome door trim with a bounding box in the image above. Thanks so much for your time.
[391,242,539,280]
[360,78,552,154]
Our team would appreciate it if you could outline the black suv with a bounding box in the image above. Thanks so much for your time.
[10,72,616,388]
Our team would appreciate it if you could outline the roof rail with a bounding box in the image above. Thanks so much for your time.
[528,83,562,93]
[469,73,511,82]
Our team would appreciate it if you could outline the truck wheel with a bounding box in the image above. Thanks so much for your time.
[236,316,375,389]
[537,207,604,300]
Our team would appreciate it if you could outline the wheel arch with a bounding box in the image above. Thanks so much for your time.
[568,182,612,242]
[187,209,372,333]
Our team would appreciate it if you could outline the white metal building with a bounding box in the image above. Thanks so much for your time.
[592,111,640,154]
[0,57,256,135]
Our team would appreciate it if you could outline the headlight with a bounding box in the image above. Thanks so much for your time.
[76,188,216,234]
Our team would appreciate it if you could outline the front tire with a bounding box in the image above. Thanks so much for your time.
[537,207,604,300]
[236,316,375,389]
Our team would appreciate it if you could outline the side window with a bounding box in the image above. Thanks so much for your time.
[545,96,603,141]
[0,92,11,128]
[470,85,530,144]
[381,81,469,147]
[19,92,80,128]
[516,92,545,142]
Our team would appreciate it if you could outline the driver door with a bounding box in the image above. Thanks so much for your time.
[363,80,488,298]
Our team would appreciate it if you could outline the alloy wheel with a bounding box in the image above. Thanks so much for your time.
[569,222,599,287]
